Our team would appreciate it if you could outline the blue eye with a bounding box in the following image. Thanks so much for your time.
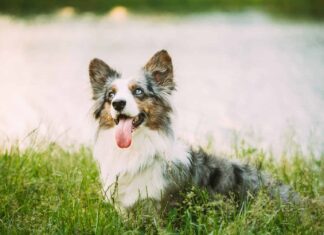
[134,88,144,96]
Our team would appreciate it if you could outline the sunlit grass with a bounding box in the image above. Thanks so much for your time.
[0,143,323,234]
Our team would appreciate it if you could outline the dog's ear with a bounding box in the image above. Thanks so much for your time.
[143,50,175,90]
[89,58,119,99]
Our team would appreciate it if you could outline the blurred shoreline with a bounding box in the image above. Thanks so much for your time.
[0,0,324,20]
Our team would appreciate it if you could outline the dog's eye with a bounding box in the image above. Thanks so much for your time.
[107,91,115,100]
[134,88,144,96]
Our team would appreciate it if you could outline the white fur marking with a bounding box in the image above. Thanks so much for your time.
[110,78,139,118]
[94,125,190,208]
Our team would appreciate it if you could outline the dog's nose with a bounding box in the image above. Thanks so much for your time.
[112,99,126,112]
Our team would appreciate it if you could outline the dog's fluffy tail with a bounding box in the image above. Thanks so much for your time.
[188,148,300,203]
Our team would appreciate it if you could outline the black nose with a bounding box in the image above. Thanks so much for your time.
[112,99,126,112]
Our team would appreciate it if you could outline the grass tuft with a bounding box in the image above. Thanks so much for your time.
[0,144,323,234]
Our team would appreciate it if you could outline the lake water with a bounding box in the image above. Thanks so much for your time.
[0,11,323,157]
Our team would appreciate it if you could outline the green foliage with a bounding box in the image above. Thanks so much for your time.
[0,144,323,234]
[0,0,323,19]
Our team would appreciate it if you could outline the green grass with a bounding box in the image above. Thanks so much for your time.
[0,143,323,234]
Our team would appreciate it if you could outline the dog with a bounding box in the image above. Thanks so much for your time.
[88,50,299,211]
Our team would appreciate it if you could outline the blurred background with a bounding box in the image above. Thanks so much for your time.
[0,1,323,157]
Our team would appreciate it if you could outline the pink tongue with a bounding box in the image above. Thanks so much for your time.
[115,118,133,148]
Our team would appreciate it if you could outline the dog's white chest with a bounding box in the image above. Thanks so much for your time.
[113,161,167,208]
[93,128,187,208]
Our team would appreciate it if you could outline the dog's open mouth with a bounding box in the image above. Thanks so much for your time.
[114,113,146,148]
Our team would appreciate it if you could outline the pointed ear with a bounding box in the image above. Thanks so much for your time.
[89,58,119,99]
[143,50,175,90]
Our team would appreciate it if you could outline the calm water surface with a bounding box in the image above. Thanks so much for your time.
[0,12,323,157]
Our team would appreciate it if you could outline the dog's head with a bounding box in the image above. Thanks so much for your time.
[89,50,175,148]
